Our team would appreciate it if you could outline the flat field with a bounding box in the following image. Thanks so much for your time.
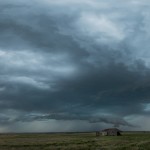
[0,132,149,150]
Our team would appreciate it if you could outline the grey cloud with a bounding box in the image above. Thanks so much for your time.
[10,113,134,128]
[0,0,150,132]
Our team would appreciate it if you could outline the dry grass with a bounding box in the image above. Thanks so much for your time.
[0,132,149,150]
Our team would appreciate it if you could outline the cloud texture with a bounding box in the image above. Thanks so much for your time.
[0,0,150,132]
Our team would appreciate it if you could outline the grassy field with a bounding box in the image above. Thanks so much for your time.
[0,132,149,150]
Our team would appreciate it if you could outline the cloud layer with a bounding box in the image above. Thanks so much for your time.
[0,0,150,132]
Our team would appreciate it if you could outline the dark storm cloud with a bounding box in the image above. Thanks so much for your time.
[0,112,134,128]
[0,0,87,59]
[0,0,150,131]
[21,113,135,127]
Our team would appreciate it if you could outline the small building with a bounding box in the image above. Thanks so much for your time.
[101,128,122,136]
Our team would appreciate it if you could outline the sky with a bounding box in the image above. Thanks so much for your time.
[0,0,150,132]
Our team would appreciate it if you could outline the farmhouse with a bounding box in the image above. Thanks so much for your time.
[101,128,122,136]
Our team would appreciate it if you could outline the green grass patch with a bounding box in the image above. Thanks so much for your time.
[0,132,149,150]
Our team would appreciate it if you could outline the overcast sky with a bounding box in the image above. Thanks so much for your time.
[0,0,150,132]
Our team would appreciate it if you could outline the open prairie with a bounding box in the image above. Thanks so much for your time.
[0,132,149,150]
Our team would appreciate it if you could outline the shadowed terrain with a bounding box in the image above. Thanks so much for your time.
[0,132,149,150]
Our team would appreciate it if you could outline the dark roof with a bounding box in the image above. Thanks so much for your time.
[102,128,122,132]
